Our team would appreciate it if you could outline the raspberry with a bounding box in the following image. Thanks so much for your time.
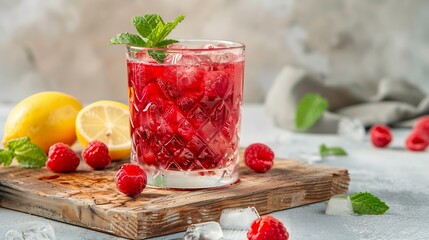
[247,215,289,240]
[157,78,180,99]
[162,104,194,141]
[115,164,147,197]
[204,70,230,100]
[370,125,392,148]
[245,143,274,173]
[405,132,428,151]
[82,141,111,170]
[414,116,429,139]
[46,143,80,173]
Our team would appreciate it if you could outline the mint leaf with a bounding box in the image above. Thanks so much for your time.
[4,137,47,168]
[320,144,347,157]
[0,150,14,166]
[148,50,166,63]
[110,33,146,46]
[350,192,389,215]
[133,14,162,38]
[14,142,47,168]
[157,39,179,48]
[157,15,185,43]
[110,14,185,63]
[7,137,32,151]
[295,93,329,131]
[146,20,166,46]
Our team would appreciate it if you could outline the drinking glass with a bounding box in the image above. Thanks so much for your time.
[126,40,245,188]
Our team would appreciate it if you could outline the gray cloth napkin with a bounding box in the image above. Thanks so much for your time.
[265,66,429,133]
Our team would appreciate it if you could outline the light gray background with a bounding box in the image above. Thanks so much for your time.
[1,0,429,104]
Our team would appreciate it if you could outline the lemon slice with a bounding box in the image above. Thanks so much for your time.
[76,100,131,160]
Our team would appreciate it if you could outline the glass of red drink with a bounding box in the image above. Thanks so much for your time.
[126,40,245,188]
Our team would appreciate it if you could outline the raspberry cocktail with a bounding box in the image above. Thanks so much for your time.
[127,40,245,188]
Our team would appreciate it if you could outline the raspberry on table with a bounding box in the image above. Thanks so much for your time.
[115,164,147,197]
[370,125,392,148]
[46,143,80,173]
[405,132,428,151]
[245,143,274,173]
[247,215,289,240]
[413,116,429,139]
[82,140,111,170]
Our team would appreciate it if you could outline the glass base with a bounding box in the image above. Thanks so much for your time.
[133,160,239,189]
[146,170,238,189]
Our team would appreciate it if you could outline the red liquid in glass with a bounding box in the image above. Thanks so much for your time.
[128,55,244,172]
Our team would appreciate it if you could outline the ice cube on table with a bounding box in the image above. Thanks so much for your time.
[219,207,260,230]
[5,222,56,240]
[325,194,354,215]
[184,221,223,240]
[337,117,365,142]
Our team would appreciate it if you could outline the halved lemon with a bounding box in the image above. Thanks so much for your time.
[76,100,131,160]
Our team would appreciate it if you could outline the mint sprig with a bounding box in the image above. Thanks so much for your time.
[110,33,146,47]
[295,93,329,131]
[320,144,347,157]
[110,14,184,63]
[0,137,47,168]
[350,192,389,215]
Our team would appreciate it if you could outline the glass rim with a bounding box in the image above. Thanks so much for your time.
[126,39,245,52]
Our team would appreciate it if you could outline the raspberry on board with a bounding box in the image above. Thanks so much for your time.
[82,140,111,170]
[115,164,147,197]
[247,215,289,240]
[370,125,392,148]
[46,143,80,173]
[244,143,275,173]
[405,132,429,151]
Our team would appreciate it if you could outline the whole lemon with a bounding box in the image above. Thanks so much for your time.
[2,91,83,153]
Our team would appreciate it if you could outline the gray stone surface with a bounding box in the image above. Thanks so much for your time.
[0,104,429,239]
[1,0,429,104]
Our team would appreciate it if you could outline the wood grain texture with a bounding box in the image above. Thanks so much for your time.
[0,155,349,239]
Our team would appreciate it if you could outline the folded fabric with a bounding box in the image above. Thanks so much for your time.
[265,66,429,133]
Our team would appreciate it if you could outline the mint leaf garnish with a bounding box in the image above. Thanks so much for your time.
[148,50,166,63]
[0,137,47,168]
[295,93,329,131]
[133,15,162,38]
[110,33,146,46]
[157,39,179,48]
[320,144,347,157]
[350,192,389,215]
[148,16,185,47]
[110,14,185,63]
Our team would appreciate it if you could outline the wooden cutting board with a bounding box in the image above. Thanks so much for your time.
[0,154,349,239]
